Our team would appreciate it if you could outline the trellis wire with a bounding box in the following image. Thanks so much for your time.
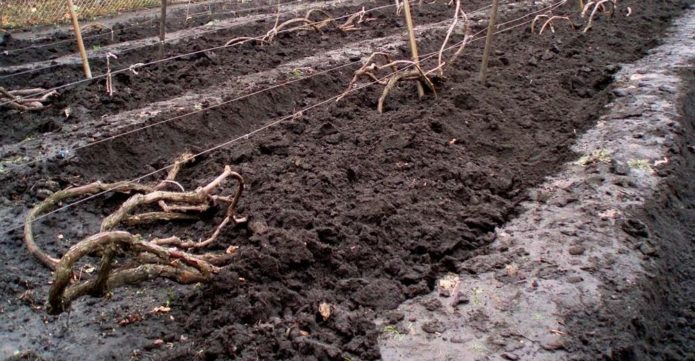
[10,1,567,233]
[0,0,377,80]
[1,0,314,54]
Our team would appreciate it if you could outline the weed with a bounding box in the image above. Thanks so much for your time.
[290,69,303,78]
[166,288,177,307]
[627,159,652,172]
[383,325,405,340]
[576,149,611,165]
[471,287,484,305]
[470,341,487,354]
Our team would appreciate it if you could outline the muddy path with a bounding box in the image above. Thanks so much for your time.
[0,0,692,360]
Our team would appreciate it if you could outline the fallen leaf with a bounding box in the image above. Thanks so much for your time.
[152,306,171,314]
[118,313,143,326]
[226,245,239,255]
[319,302,331,321]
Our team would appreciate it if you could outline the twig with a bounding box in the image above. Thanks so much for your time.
[582,0,616,32]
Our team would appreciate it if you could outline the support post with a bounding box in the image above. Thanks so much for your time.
[67,0,92,79]
[479,0,500,84]
[159,0,167,58]
[160,0,167,42]
[401,0,425,98]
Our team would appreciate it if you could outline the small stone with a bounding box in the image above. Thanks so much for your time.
[567,276,584,283]
[528,56,539,66]
[203,51,219,64]
[501,352,520,360]
[44,180,61,192]
[422,298,443,312]
[381,133,412,150]
[35,189,54,200]
[622,219,649,238]
[248,219,269,235]
[540,334,565,350]
[658,85,676,94]
[639,242,657,256]
[605,64,620,73]
[541,50,555,60]
[386,312,405,324]
[451,291,470,306]
[421,320,446,334]
[568,245,586,256]
[610,159,629,175]
[450,336,465,344]
[439,288,451,297]
[611,88,629,97]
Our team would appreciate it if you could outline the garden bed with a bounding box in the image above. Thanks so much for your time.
[0,0,692,360]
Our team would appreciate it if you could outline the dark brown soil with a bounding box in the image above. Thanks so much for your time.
[0,0,305,66]
[0,0,460,145]
[0,0,692,360]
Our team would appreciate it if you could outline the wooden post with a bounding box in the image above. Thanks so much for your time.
[159,0,167,58]
[160,0,167,42]
[67,0,92,79]
[479,0,499,84]
[401,0,425,98]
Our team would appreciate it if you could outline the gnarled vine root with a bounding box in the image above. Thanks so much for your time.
[531,14,576,34]
[225,7,368,47]
[581,0,617,32]
[0,87,58,111]
[24,153,248,314]
[338,0,470,113]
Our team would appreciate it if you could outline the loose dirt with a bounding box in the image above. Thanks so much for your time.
[0,0,692,360]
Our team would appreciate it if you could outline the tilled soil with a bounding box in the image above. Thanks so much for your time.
[0,0,691,360]
[0,0,307,66]
[0,0,462,145]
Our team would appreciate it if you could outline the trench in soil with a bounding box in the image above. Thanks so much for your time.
[564,66,695,361]
[0,1,690,360]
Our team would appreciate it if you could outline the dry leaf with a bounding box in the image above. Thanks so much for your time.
[226,245,239,255]
[505,263,519,277]
[319,302,331,321]
[152,306,171,314]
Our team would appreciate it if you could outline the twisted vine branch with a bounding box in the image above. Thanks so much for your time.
[24,154,248,314]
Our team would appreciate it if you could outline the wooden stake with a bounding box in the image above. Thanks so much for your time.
[401,0,425,98]
[159,0,167,59]
[479,0,499,84]
[160,0,167,42]
[67,0,92,79]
